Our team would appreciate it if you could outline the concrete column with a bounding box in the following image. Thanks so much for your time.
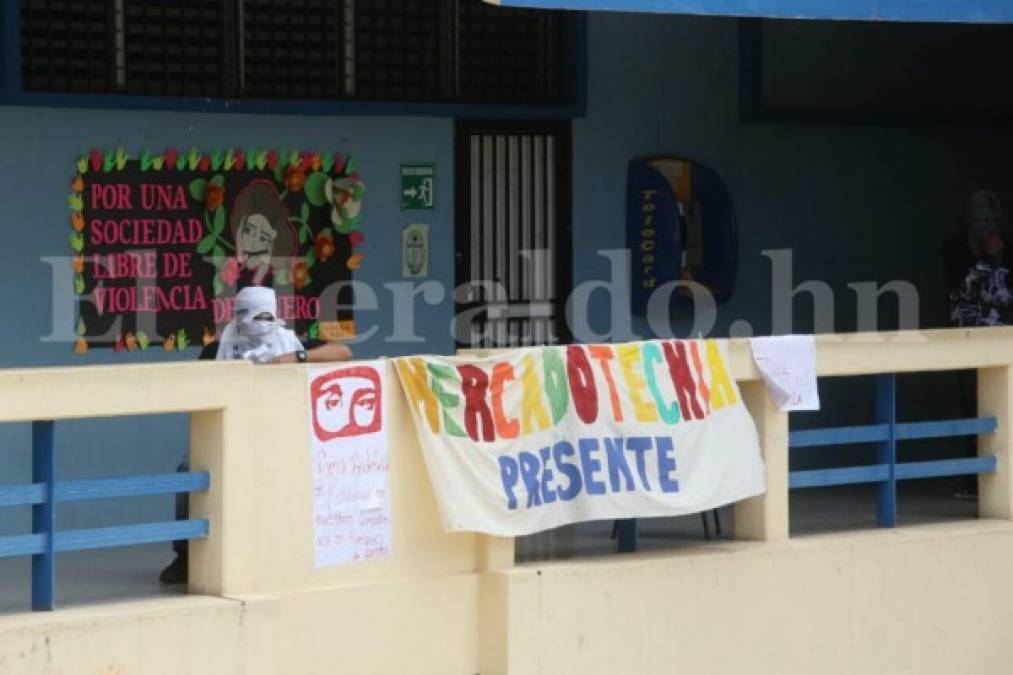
[476,535,514,571]
[189,407,258,596]
[734,380,790,541]
[476,535,514,675]
[979,365,1013,520]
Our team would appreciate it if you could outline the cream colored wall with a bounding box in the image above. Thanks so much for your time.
[486,520,1013,675]
[0,597,275,675]
[2,328,1013,674]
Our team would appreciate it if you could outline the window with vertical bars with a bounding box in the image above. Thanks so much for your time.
[17,0,566,105]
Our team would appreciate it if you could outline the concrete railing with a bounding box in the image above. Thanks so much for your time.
[725,327,1013,541]
[1,327,1012,674]
[2,328,1008,597]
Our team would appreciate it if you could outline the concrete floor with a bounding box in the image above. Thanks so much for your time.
[0,478,978,615]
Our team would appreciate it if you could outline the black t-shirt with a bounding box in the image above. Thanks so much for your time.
[199,338,324,361]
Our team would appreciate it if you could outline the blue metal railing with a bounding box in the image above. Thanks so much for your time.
[614,372,998,552]
[0,420,210,611]
[789,373,998,527]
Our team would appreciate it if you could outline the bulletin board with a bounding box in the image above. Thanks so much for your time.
[68,147,365,353]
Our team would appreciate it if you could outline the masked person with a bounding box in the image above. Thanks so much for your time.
[950,190,1011,327]
[945,190,1009,502]
[159,286,352,584]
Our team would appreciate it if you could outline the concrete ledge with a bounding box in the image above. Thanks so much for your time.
[482,519,1013,675]
[0,595,272,675]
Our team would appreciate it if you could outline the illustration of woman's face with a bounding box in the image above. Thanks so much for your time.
[237,213,278,269]
[310,368,383,440]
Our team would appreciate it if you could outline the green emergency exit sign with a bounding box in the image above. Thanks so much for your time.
[401,164,435,210]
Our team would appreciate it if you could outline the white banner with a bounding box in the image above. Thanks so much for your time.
[395,340,765,536]
[307,360,392,567]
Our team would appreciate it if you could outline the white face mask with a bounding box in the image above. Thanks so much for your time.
[217,285,303,363]
[238,310,283,342]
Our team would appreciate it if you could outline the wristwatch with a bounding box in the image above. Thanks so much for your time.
[296,349,308,363]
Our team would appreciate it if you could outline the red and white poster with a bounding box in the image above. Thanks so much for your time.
[307,360,391,567]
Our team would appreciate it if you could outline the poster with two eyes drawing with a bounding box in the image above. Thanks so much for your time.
[308,360,391,567]
[68,147,365,354]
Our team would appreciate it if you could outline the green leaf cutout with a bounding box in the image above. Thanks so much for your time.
[189,178,208,202]
[196,235,216,255]
[304,172,328,206]
[212,206,225,236]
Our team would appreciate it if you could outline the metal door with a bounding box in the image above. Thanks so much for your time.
[454,120,572,348]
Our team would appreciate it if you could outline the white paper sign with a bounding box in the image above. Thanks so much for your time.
[308,360,392,567]
[750,335,820,411]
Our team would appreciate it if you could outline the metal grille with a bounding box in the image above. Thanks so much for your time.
[17,0,563,104]
[456,123,571,348]
[352,0,450,101]
[121,0,235,97]
[19,0,117,93]
[241,0,343,98]
[457,0,558,104]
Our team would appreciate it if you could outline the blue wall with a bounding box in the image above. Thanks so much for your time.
[0,109,456,531]
[1,12,1011,531]
[573,13,1013,339]
[572,13,1013,468]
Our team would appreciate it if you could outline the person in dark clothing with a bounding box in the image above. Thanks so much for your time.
[945,190,1009,501]
[159,286,352,584]
[950,190,1011,327]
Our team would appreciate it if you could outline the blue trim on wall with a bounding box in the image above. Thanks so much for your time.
[497,0,1013,23]
[2,90,586,119]
[0,6,589,119]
